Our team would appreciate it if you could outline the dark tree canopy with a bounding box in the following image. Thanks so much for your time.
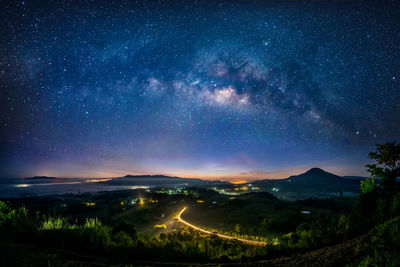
[366,142,400,188]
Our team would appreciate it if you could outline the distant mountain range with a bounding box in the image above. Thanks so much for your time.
[23,176,57,180]
[99,174,208,187]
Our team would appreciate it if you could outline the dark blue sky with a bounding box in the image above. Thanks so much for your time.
[1,1,400,180]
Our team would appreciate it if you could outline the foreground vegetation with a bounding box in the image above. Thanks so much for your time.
[1,142,400,266]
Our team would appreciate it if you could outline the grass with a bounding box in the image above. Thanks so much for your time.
[41,217,75,230]
[84,218,102,228]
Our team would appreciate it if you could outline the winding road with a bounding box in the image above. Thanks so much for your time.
[176,206,268,246]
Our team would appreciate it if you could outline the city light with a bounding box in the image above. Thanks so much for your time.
[231,180,247,185]
[14,184,30,188]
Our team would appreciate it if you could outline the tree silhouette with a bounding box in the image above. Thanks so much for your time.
[366,142,400,189]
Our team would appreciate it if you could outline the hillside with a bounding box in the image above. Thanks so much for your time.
[284,168,344,184]
[253,168,362,199]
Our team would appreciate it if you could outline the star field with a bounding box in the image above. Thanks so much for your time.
[1,1,400,179]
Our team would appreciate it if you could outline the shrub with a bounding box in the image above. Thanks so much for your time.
[77,221,112,252]
[0,201,14,228]
[9,206,38,236]
[112,220,137,241]
[113,231,135,247]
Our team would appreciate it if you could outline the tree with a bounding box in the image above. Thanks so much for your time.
[361,178,376,194]
[366,142,400,188]
[355,142,400,226]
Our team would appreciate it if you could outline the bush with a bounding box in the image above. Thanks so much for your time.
[0,201,14,228]
[112,220,137,241]
[114,231,135,247]
[10,206,38,236]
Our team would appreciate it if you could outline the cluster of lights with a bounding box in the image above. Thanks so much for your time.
[234,186,249,191]
[211,183,260,196]
[211,187,240,196]
[155,187,195,196]
[127,198,157,207]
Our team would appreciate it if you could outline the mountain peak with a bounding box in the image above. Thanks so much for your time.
[304,168,328,175]
[287,167,343,184]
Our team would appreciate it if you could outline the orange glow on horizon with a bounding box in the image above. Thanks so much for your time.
[231,180,247,185]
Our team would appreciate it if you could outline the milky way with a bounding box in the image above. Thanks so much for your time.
[1,1,400,179]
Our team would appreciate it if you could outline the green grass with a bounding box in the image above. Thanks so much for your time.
[41,217,74,230]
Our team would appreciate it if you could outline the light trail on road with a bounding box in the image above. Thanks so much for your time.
[177,206,268,246]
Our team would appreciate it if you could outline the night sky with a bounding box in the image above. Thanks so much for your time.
[1,1,400,180]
